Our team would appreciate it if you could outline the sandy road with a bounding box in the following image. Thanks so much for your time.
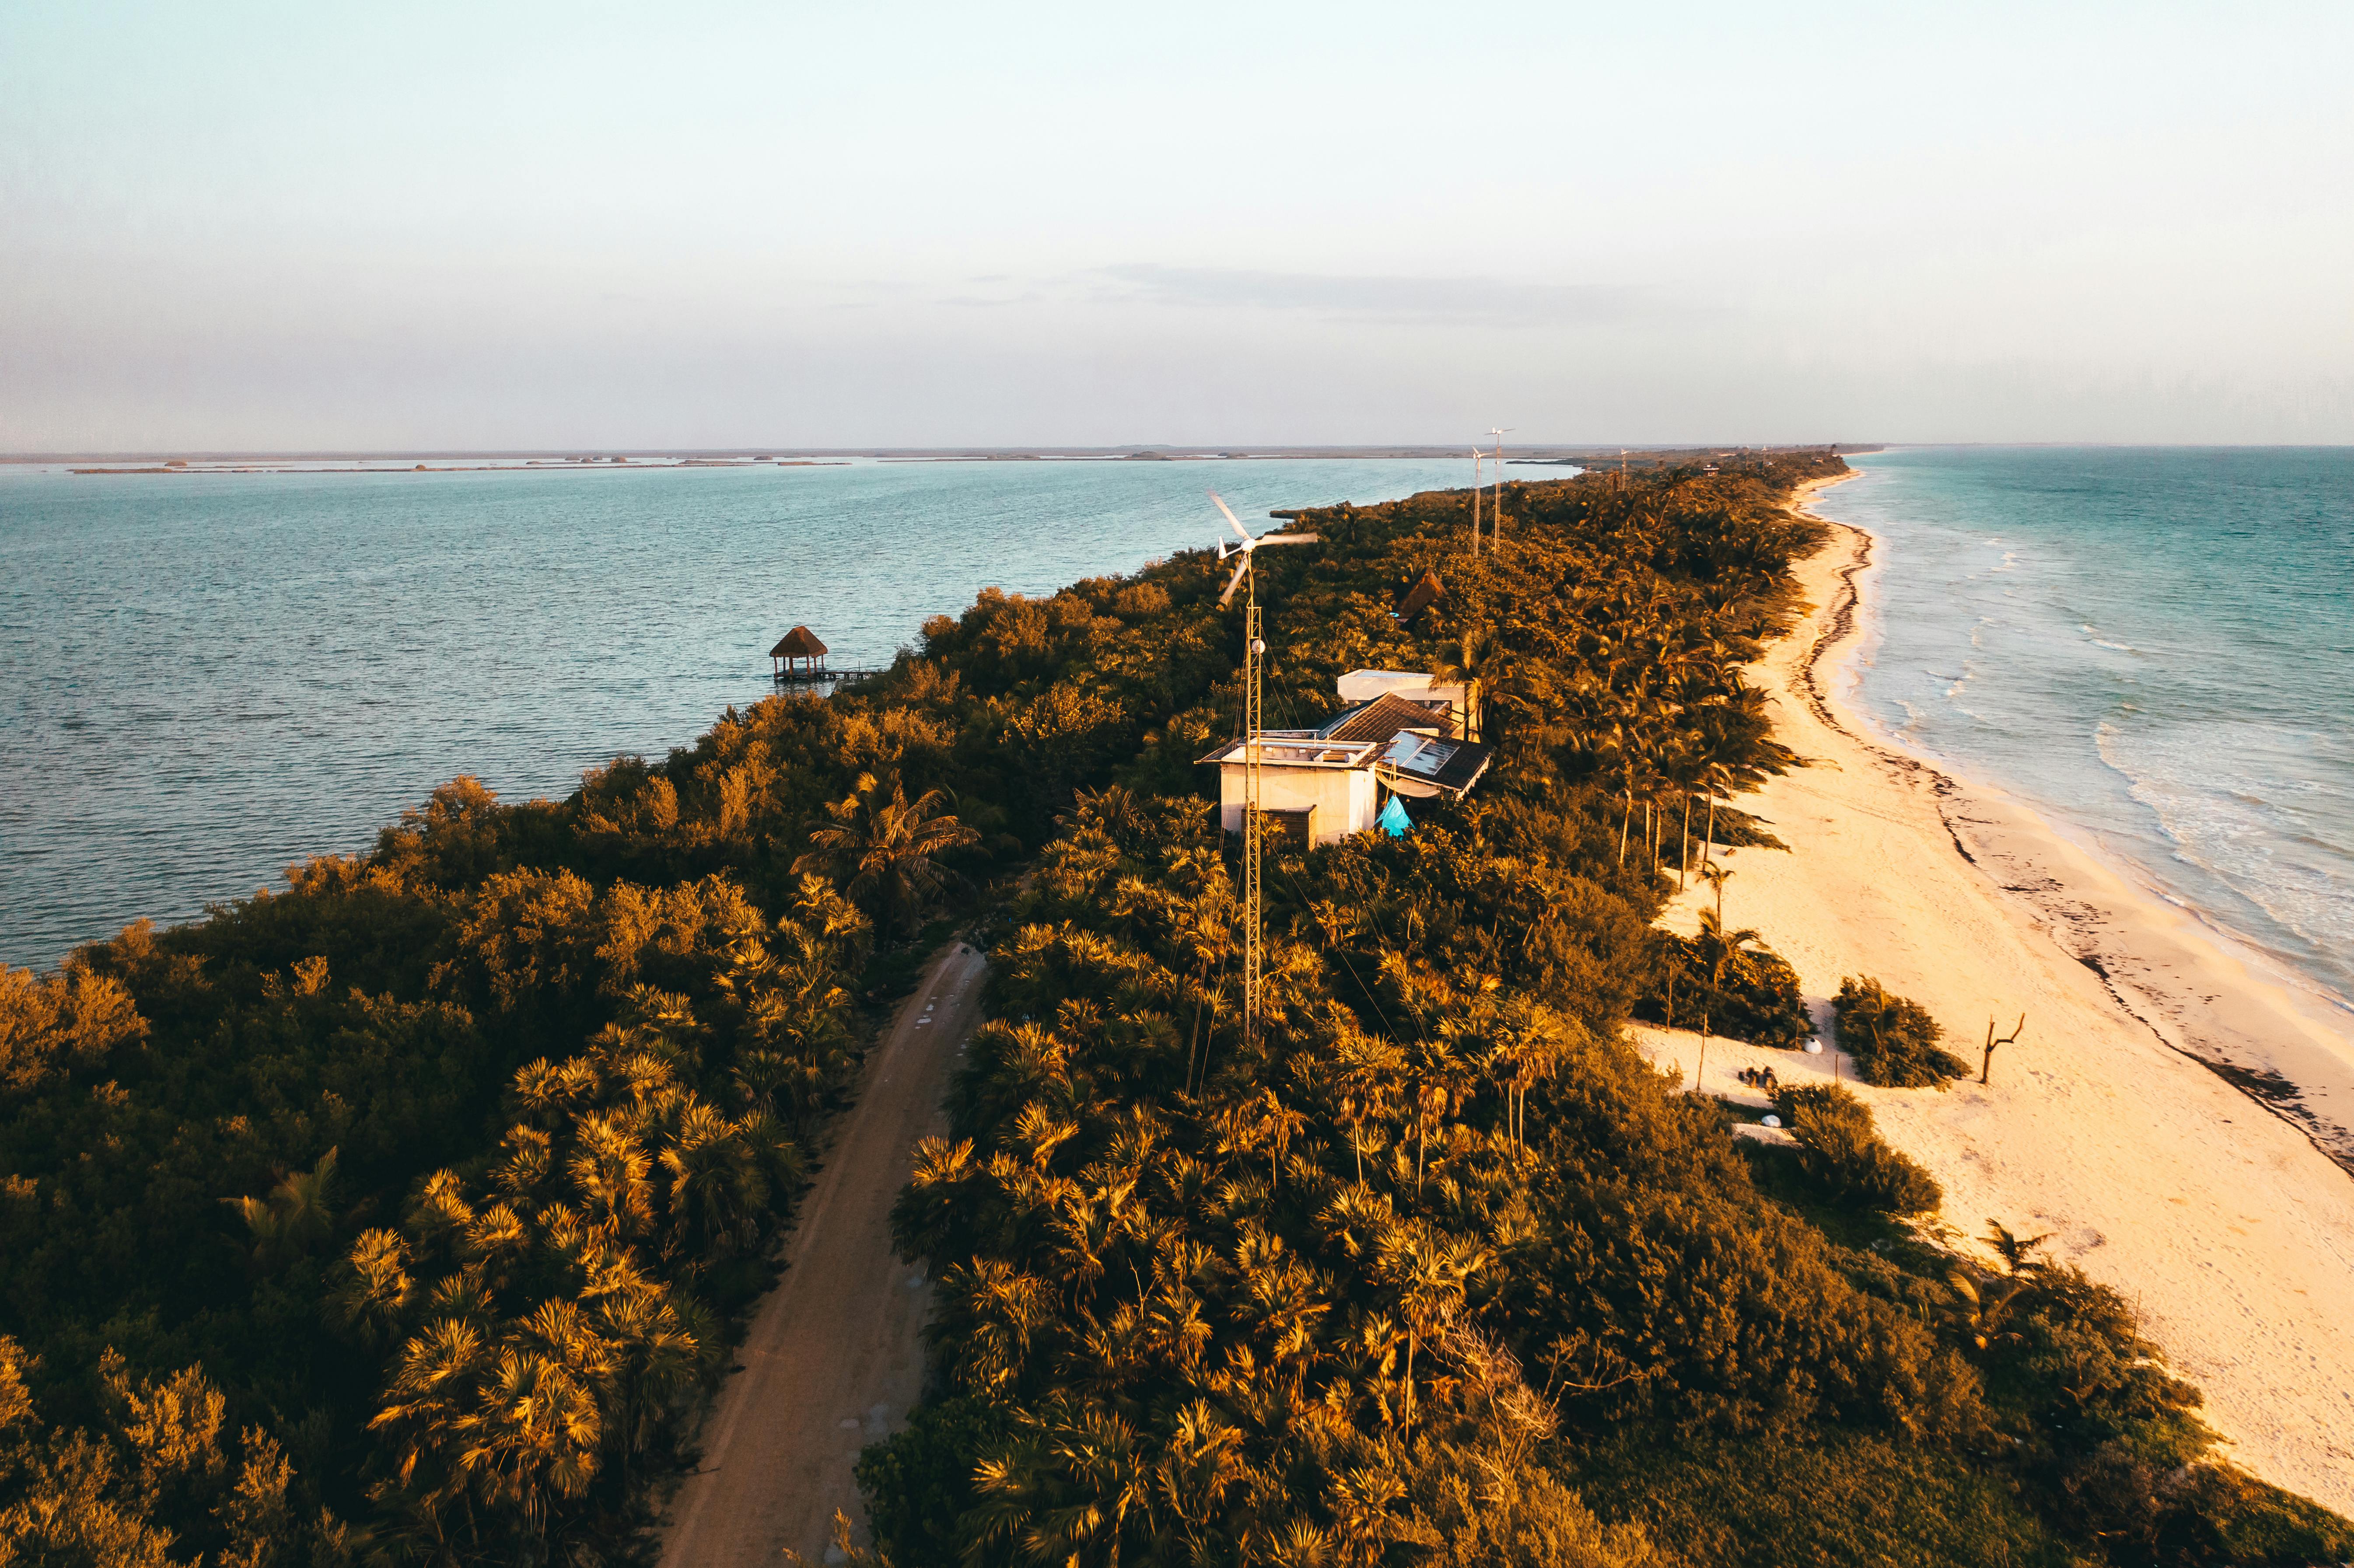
[659,939,990,1566]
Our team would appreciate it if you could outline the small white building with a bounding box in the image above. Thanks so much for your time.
[1200,730,1385,845]
[1198,673,1494,848]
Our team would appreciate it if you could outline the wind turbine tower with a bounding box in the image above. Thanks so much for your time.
[1211,491,1318,1051]
[1486,427,1514,546]
[1469,445,1486,556]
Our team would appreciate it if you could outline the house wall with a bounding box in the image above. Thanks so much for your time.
[1219,762,1379,844]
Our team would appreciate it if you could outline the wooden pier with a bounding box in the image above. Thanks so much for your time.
[772,666,886,687]
[768,625,884,688]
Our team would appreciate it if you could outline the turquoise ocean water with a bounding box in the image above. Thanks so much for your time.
[1816,448,2354,1012]
[0,457,1470,968]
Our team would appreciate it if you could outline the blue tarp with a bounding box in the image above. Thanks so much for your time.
[1378,796,1412,837]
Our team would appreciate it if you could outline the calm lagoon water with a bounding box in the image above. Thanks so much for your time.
[1818,447,2354,1009]
[0,457,1471,968]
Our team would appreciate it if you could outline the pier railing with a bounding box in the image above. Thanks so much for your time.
[773,667,887,688]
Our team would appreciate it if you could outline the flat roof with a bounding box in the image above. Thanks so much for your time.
[1195,735,1382,768]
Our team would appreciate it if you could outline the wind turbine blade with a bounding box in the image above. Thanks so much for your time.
[1219,557,1250,606]
[1251,533,1318,545]
[1209,491,1250,539]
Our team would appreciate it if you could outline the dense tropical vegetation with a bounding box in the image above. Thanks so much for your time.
[856,457,2351,1566]
[2,453,2347,1564]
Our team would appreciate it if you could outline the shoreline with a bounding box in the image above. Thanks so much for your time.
[1798,494,2354,1175]
[1634,472,2354,1512]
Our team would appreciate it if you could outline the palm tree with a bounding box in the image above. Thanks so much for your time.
[1945,1228,2050,1355]
[1176,884,1238,1095]
[1657,941,1689,1033]
[1155,1400,1255,1551]
[1428,626,1495,741]
[1984,1219,2053,1275]
[1675,784,1695,890]
[969,1404,1154,1568]
[1690,909,1762,1095]
[1332,1032,1406,1184]
[1375,1224,1487,1431]
[568,1114,654,1240]
[593,1284,699,1489]
[1237,1089,1307,1188]
[454,1346,603,1547]
[371,1317,492,1544]
[1401,1033,1474,1184]
[1697,761,1734,870]
[709,909,860,1104]
[1697,860,1734,925]
[1483,999,1572,1148]
[657,1101,771,1266]
[794,772,980,938]
[224,1147,340,1272]
[330,1227,417,1348]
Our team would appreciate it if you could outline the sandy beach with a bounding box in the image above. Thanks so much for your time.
[1633,475,2354,1513]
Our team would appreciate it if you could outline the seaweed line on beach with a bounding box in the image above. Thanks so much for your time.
[1789,502,2354,1180]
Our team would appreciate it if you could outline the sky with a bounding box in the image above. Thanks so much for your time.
[4,1,2351,450]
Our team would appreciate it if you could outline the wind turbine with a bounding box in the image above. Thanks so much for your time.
[1213,491,1318,605]
[1210,491,1317,1052]
[1486,426,1514,547]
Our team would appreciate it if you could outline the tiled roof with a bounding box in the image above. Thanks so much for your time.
[1319,692,1446,745]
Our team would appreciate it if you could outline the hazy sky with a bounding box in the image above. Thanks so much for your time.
[5,2,2350,450]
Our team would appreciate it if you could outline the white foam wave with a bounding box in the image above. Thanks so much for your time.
[2080,622,2141,655]
[2097,718,2354,975]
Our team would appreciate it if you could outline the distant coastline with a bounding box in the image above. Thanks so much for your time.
[7,441,1870,469]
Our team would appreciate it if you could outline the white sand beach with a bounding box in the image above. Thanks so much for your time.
[1631,476,2354,1513]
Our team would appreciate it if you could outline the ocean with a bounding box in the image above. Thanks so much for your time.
[1817,447,2354,1012]
[0,456,1472,969]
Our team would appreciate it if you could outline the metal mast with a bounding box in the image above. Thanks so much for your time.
[1487,426,1513,545]
[1470,446,1484,557]
[1208,491,1316,1055]
[1242,592,1264,1050]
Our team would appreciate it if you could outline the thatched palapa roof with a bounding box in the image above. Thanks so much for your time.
[1394,569,1445,624]
[770,625,828,659]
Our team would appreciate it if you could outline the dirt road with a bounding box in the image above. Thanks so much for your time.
[659,940,989,1565]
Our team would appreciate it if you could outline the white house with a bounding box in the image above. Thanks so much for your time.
[1198,672,1494,847]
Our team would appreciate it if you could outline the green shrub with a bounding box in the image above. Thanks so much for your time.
[857,1394,1013,1564]
[1638,921,1815,1050]
[1833,975,1969,1086]
[1570,1427,2070,1568]
[1773,1083,1943,1215]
